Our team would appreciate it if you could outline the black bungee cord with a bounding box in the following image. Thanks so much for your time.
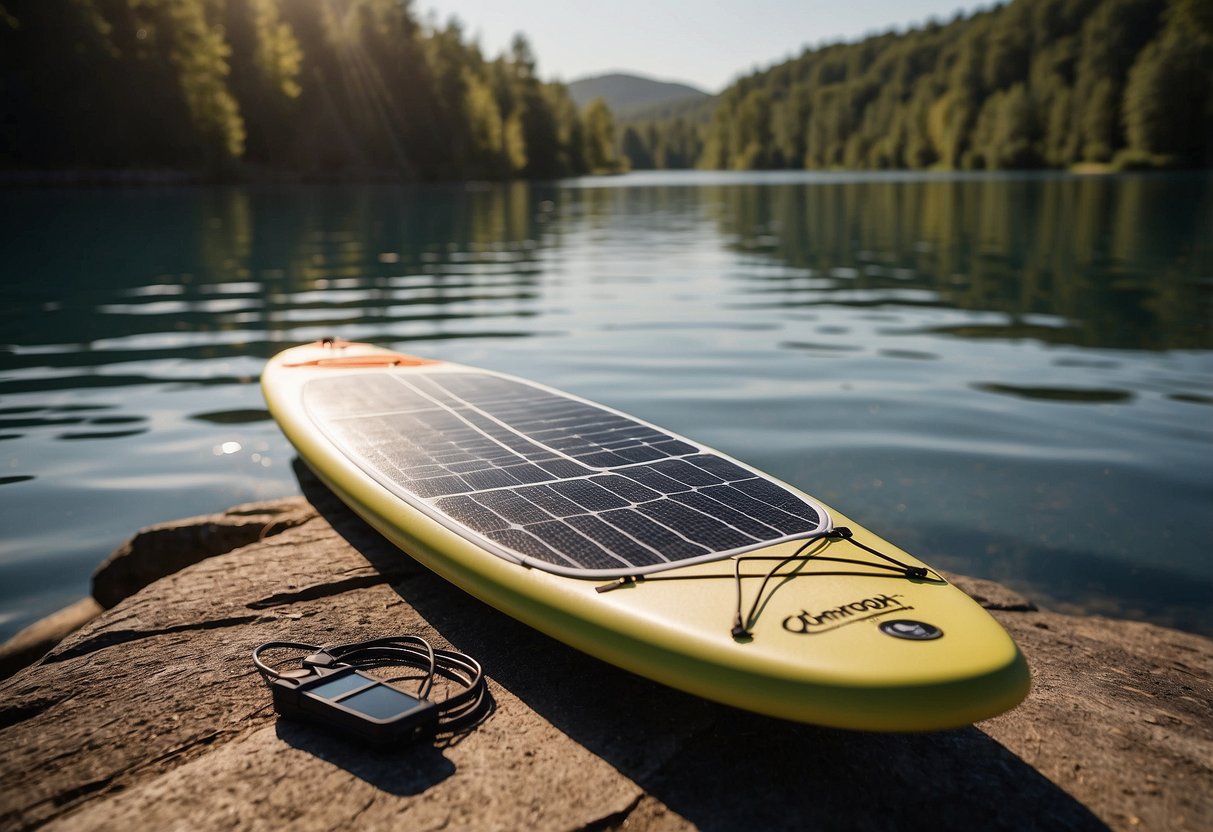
[253,634,492,746]
[731,526,936,639]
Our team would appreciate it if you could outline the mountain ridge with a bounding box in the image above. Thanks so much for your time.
[567,72,710,116]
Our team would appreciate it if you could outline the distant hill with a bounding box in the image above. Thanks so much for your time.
[567,72,709,116]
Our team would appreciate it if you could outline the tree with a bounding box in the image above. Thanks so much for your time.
[1121,24,1213,166]
[620,125,653,169]
[582,98,620,173]
[503,110,527,173]
[730,89,772,168]
[1081,78,1119,162]
[464,69,506,176]
[989,83,1039,167]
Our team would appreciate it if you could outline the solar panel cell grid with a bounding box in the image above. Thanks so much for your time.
[305,371,826,575]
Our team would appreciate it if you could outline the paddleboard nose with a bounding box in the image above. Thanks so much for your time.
[284,339,440,368]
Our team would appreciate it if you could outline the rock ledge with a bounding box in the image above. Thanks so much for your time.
[0,491,1209,831]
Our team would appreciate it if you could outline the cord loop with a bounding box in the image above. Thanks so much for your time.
[253,635,493,737]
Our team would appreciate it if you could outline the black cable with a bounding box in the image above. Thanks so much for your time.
[253,635,493,738]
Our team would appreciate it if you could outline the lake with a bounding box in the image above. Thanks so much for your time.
[1,171,1210,641]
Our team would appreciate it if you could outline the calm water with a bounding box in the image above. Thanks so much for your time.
[1,171,1211,641]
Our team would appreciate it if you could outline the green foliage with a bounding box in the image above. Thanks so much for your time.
[463,69,506,175]
[618,114,703,170]
[581,98,622,174]
[250,0,301,100]
[0,0,614,180]
[620,125,652,169]
[4,0,1205,176]
[162,0,246,164]
[504,111,528,173]
[1121,9,1213,165]
[646,0,1209,171]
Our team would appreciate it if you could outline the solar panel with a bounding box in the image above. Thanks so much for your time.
[304,371,830,577]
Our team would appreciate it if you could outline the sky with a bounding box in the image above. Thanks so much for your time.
[418,1,992,93]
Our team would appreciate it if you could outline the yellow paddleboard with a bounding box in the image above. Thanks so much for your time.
[263,340,1029,731]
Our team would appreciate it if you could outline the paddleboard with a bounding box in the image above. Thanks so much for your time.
[263,340,1029,731]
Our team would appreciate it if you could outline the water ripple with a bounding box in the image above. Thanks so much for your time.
[974,383,1136,404]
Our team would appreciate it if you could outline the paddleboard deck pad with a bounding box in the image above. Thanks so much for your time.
[264,340,1030,731]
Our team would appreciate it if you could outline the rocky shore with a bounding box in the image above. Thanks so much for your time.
[1,474,1209,831]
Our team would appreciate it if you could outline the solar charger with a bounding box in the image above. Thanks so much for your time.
[270,666,440,746]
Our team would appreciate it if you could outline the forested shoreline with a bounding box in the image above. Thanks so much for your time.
[622,0,1213,172]
[1,0,1209,182]
[0,0,621,181]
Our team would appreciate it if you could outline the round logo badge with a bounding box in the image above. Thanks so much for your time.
[879,619,943,640]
